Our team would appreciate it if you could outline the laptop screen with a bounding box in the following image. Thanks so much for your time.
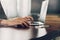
[39,0,49,23]
[31,0,49,23]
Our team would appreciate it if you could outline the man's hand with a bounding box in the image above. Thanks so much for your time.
[1,16,33,29]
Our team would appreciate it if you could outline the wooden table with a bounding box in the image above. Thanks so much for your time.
[45,15,60,32]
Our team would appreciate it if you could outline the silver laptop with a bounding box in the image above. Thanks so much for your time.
[30,0,49,26]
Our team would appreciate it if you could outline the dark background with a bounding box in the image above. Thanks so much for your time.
[31,0,60,14]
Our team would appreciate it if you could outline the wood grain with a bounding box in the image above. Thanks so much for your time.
[45,15,60,32]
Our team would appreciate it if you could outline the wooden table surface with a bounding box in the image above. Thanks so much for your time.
[45,15,60,32]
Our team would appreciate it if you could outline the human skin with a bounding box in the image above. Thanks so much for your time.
[0,16,33,29]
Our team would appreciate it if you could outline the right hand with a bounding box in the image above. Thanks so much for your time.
[1,16,34,29]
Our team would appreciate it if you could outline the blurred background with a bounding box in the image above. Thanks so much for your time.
[31,0,60,14]
[31,0,60,21]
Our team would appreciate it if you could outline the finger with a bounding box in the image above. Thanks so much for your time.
[23,18,28,21]
[25,16,34,21]
[21,19,31,26]
[16,22,26,29]
[22,18,33,25]
[12,19,27,28]
[22,22,29,28]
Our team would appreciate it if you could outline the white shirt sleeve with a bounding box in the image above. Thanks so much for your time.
[17,0,31,17]
[0,0,17,19]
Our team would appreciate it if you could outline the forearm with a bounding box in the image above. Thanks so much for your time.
[0,18,20,27]
[0,18,17,25]
[0,19,7,26]
[0,19,2,24]
[0,19,5,27]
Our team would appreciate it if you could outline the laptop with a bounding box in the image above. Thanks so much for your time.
[30,0,49,27]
